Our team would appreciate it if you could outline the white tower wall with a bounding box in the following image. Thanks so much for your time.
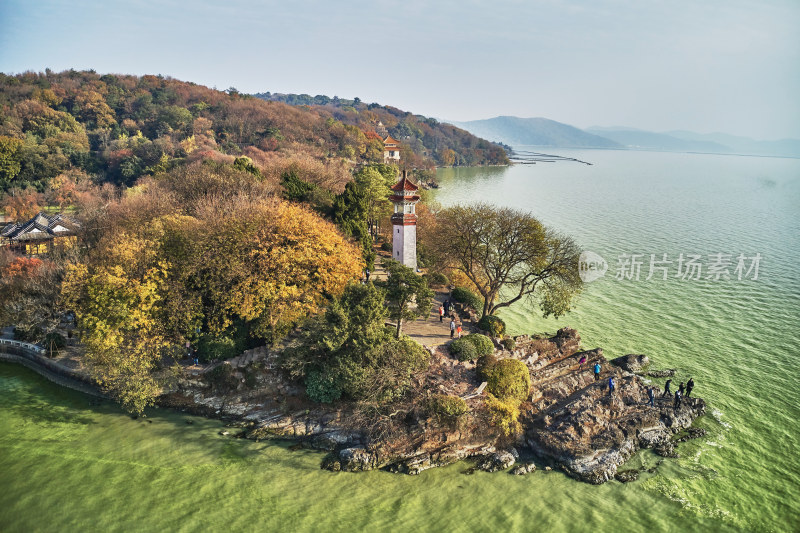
[392,223,417,271]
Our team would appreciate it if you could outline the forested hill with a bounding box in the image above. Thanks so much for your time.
[254,92,510,167]
[0,70,507,197]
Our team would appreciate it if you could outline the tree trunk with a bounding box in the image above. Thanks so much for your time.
[396,317,403,338]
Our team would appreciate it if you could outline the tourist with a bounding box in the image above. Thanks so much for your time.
[674,389,683,410]
[439,305,444,322]
[662,379,672,397]
[608,376,615,395]
[593,362,601,381]
[686,378,694,398]
[678,382,685,397]
[647,386,655,407]
[365,268,370,282]
[192,349,199,366]
[456,324,463,338]
[450,319,456,338]
[578,354,587,368]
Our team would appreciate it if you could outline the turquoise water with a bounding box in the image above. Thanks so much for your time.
[1,150,798,532]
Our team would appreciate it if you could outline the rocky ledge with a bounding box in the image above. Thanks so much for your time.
[523,330,705,483]
[162,327,705,484]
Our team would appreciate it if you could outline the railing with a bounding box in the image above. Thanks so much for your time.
[0,338,46,355]
[0,337,105,397]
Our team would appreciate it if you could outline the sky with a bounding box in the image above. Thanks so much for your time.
[1,0,799,140]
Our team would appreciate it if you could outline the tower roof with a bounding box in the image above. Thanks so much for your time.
[383,135,400,146]
[390,173,419,192]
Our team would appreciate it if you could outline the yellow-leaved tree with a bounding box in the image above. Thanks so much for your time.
[63,195,363,413]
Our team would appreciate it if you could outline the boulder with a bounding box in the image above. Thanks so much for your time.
[610,354,650,373]
[477,451,516,472]
[510,462,536,475]
[615,469,640,483]
[338,446,377,472]
[646,369,676,378]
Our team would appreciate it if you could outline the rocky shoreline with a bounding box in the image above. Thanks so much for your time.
[2,327,706,484]
[162,327,706,484]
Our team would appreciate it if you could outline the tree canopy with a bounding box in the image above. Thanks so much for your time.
[61,164,364,412]
[430,204,583,317]
[381,259,434,338]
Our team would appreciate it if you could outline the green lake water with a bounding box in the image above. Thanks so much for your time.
[2,149,799,532]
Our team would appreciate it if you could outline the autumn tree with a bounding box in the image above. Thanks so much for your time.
[62,190,363,412]
[1,188,43,220]
[431,204,583,318]
[381,259,434,338]
[0,136,23,190]
[0,252,63,339]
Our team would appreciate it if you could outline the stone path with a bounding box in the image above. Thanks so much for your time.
[400,290,466,348]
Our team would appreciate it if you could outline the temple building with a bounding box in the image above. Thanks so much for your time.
[383,135,401,164]
[1,212,80,255]
[389,170,419,270]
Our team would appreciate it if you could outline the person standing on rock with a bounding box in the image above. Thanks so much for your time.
[578,354,587,369]
[450,318,456,338]
[678,382,685,397]
[608,376,615,396]
[594,362,601,381]
[686,378,694,398]
[456,324,463,338]
[647,386,655,407]
[674,388,683,410]
[438,304,444,322]
[663,379,672,397]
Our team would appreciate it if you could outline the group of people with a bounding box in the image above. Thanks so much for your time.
[590,359,696,409]
[662,378,695,409]
[438,299,463,339]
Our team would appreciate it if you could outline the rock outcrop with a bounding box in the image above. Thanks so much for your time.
[610,353,649,373]
[523,328,706,484]
[160,326,705,485]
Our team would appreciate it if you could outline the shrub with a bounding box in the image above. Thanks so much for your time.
[462,334,494,357]
[426,394,468,423]
[501,337,516,352]
[380,241,392,252]
[207,363,239,392]
[478,315,506,338]
[485,394,522,436]
[13,325,43,343]
[476,353,498,381]
[486,359,531,403]
[424,271,449,287]
[197,335,239,362]
[449,337,477,361]
[43,332,66,357]
[305,369,342,403]
[451,287,483,314]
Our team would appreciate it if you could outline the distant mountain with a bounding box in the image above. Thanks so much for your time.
[666,130,800,158]
[585,127,729,153]
[446,115,800,158]
[448,116,622,149]
[588,127,800,158]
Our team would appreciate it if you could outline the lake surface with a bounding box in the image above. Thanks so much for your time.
[2,149,798,532]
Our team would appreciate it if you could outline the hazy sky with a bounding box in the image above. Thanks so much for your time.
[1,0,798,139]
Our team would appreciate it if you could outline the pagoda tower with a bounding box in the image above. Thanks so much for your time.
[389,170,419,271]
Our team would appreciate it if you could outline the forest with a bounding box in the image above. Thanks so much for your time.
[0,70,508,201]
[255,91,510,167]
